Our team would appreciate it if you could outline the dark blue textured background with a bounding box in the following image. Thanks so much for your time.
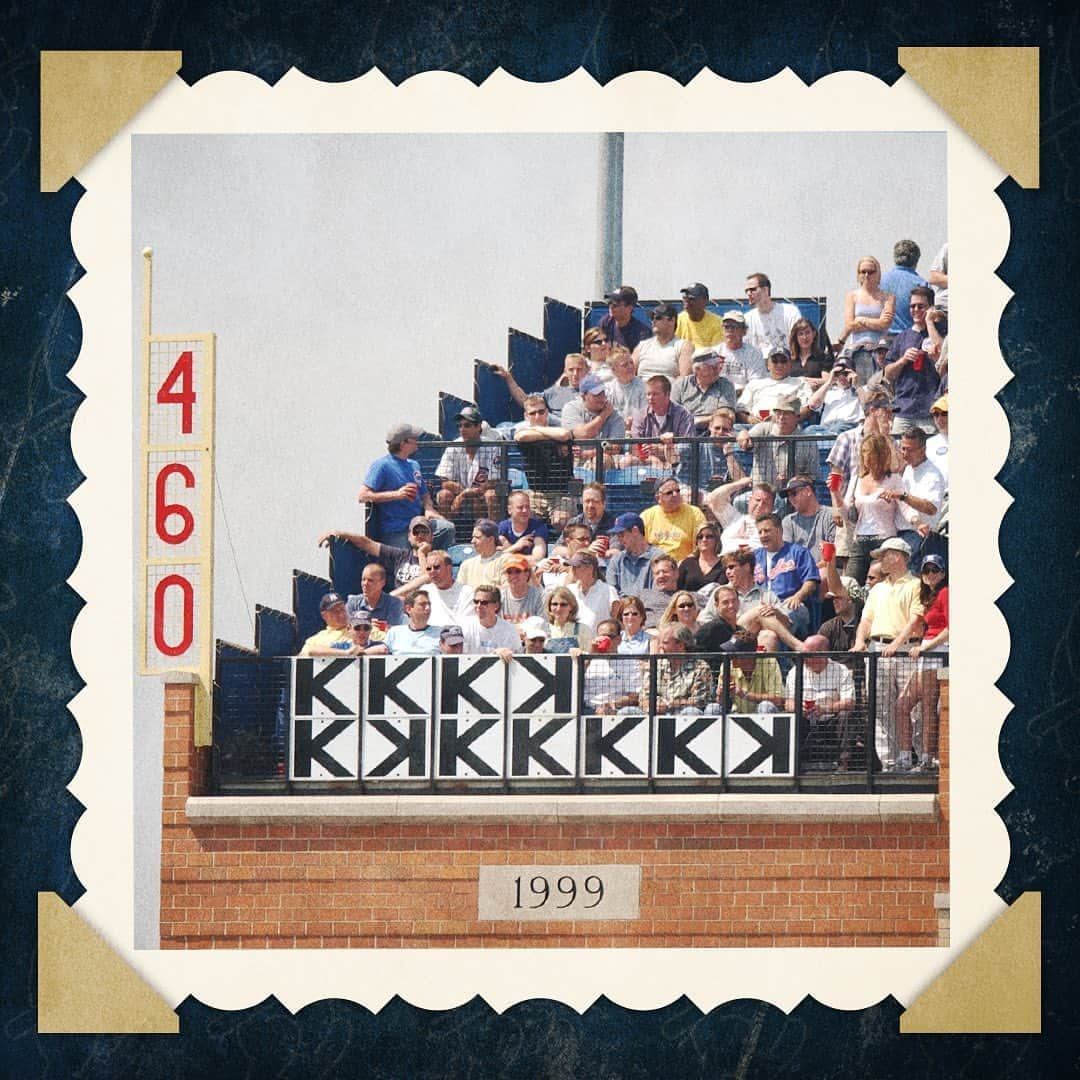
[1,5,1076,1076]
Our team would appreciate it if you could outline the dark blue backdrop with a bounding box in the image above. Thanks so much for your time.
[1,7,1076,1076]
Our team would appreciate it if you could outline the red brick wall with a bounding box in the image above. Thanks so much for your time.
[160,681,949,949]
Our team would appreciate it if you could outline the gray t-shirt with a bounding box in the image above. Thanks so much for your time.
[781,508,835,562]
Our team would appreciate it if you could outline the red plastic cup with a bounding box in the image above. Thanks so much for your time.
[913,351,926,371]
[596,535,610,556]
[821,541,836,562]
[804,699,817,715]
[758,409,771,421]
[827,472,842,493]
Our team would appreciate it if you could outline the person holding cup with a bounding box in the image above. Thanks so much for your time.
[358,422,455,550]
[883,286,942,435]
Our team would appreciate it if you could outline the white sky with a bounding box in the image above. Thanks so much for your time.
[132,131,945,648]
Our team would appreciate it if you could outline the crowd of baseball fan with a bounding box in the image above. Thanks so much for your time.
[307,244,949,773]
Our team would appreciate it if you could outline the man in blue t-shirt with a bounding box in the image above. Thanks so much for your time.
[752,513,819,639]
[599,285,651,352]
[358,422,454,549]
[879,240,928,336]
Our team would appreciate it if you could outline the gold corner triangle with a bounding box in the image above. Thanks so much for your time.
[900,892,1041,1034]
[898,47,1039,189]
[40,50,182,192]
[37,893,179,1034]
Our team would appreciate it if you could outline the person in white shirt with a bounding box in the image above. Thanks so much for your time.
[461,584,522,659]
[804,358,864,433]
[736,348,809,422]
[926,396,949,481]
[879,426,946,561]
[409,550,474,626]
[743,272,802,361]
[565,551,617,627]
[784,633,856,769]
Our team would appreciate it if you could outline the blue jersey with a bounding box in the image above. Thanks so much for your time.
[363,453,428,538]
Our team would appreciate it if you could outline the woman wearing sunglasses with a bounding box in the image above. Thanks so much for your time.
[677,524,725,592]
[541,586,593,654]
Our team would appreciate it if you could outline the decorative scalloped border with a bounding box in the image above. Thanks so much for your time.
[63,66,1010,1016]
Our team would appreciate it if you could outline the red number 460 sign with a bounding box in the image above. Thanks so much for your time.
[141,338,215,674]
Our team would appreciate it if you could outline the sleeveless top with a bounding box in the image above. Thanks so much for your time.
[851,475,904,537]
[636,336,684,379]
[851,295,885,349]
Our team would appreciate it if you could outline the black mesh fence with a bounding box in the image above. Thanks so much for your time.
[407,432,840,550]
[212,650,946,794]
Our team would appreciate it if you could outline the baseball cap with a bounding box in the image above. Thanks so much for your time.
[831,358,853,372]
[874,337,891,350]
[521,615,549,641]
[473,518,499,538]
[319,591,346,612]
[386,422,425,445]
[692,352,719,367]
[351,611,373,628]
[719,636,756,654]
[681,282,709,299]
[772,394,800,413]
[870,537,912,559]
[768,346,793,361]
[825,575,861,600]
[455,406,483,424]
[650,302,679,320]
[503,554,531,572]
[605,285,638,305]
[608,512,645,535]
[778,477,814,498]
[439,625,465,644]
[920,554,946,572]
[579,374,607,396]
[721,309,746,325]
[931,396,948,413]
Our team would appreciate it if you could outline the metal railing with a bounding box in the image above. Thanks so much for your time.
[211,650,945,796]
[403,431,839,548]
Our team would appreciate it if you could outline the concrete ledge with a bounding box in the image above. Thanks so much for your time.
[186,792,938,825]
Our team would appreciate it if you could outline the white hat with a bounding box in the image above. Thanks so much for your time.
[521,615,549,641]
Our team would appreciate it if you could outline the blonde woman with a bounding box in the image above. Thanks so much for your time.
[840,256,895,384]
[542,586,594,653]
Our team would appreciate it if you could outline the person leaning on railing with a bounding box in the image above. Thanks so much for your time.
[639,624,714,715]
[719,631,784,713]
[584,619,643,714]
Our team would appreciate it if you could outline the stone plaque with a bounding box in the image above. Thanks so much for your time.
[478,864,640,921]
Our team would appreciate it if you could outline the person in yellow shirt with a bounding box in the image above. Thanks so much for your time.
[675,282,725,349]
[640,479,706,563]
[851,537,926,771]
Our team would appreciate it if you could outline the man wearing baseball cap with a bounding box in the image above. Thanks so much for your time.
[560,373,626,441]
[675,283,726,349]
[438,625,465,655]
[600,284,651,352]
[434,405,503,520]
[500,553,545,623]
[804,357,863,433]
[736,393,819,492]
[671,352,736,429]
[299,592,352,656]
[713,309,767,390]
[852,536,926,770]
[605,513,662,597]
[357,422,454,551]
[926,396,949,481]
